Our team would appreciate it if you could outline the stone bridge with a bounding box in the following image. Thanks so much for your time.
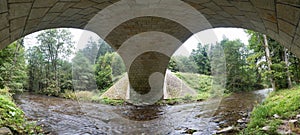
[0,0,299,103]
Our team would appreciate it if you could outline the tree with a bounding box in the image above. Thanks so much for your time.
[95,53,113,91]
[72,52,97,91]
[27,29,74,95]
[168,57,179,72]
[284,48,292,88]
[191,43,211,75]
[0,39,27,92]
[111,53,126,77]
[168,55,197,73]
[246,30,299,90]
[96,39,113,59]
[262,34,276,91]
[220,37,259,92]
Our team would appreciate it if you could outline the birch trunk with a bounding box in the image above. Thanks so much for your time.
[263,34,276,91]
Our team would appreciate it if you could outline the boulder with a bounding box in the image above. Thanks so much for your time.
[288,119,298,129]
[0,127,12,135]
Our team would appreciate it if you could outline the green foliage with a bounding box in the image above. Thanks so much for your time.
[168,55,197,73]
[27,29,74,94]
[191,43,211,75]
[222,38,259,92]
[242,86,300,134]
[72,52,97,91]
[174,72,212,93]
[0,88,41,134]
[0,40,27,92]
[111,53,126,77]
[168,57,179,72]
[246,30,299,90]
[95,53,113,91]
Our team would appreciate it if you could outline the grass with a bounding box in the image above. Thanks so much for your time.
[174,72,212,93]
[0,87,42,134]
[61,72,218,106]
[240,85,300,135]
[60,90,125,106]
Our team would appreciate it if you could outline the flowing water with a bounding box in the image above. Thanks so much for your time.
[14,89,272,135]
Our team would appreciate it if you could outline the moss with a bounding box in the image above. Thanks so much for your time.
[241,85,300,135]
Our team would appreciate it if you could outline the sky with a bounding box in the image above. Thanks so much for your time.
[24,28,249,56]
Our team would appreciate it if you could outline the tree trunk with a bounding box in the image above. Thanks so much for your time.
[262,34,276,91]
[284,48,292,88]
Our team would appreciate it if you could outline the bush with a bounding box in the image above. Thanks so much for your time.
[0,87,41,134]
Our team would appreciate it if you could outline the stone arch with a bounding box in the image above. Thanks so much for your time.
[0,0,299,57]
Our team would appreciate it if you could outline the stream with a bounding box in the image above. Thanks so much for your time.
[14,89,272,135]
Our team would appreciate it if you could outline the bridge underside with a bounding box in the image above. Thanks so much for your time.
[0,0,300,102]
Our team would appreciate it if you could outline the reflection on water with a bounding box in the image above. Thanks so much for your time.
[15,89,271,135]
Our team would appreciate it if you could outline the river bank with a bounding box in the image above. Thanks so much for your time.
[241,86,300,134]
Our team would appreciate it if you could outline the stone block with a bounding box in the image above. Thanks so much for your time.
[72,0,96,9]
[277,0,300,6]
[200,8,216,15]
[10,28,23,42]
[222,6,243,16]
[232,1,255,12]
[258,9,277,23]
[213,0,232,6]
[279,30,293,44]
[202,2,222,11]
[0,13,9,30]
[0,28,9,41]
[49,2,74,13]
[93,1,114,10]
[33,0,57,8]
[29,8,49,20]
[0,37,9,50]
[290,41,300,57]
[263,20,278,33]
[183,0,210,4]
[251,20,266,33]
[297,21,300,35]
[9,3,31,19]
[10,16,26,31]
[293,34,300,48]
[42,13,60,21]
[251,0,275,10]
[0,0,8,13]
[60,8,81,16]
[278,19,296,36]
[8,0,33,3]
[277,4,300,25]
[25,19,40,30]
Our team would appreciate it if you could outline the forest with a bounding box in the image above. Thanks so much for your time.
[1,29,300,96]
[1,28,300,134]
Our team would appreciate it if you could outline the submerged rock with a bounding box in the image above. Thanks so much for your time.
[237,118,247,123]
[0,127,12,135]
[183,128,197,134]
[216,126,235,134]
